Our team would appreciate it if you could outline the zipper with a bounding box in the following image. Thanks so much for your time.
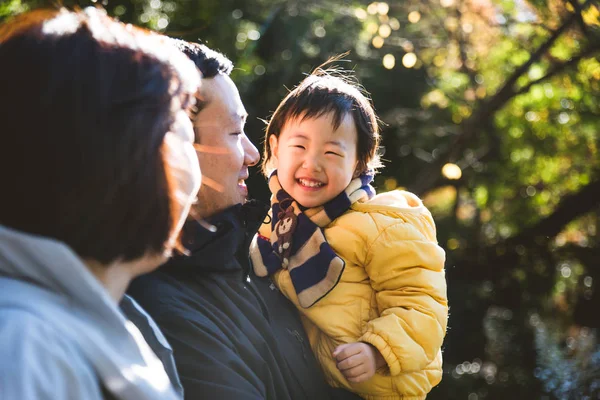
[287,328,308,360]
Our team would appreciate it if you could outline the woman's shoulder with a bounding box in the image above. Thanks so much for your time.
[0,306,101,399]
[0,306,78,353]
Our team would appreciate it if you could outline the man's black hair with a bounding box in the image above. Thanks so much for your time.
[171,39,233,78]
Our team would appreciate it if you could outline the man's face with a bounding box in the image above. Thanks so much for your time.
[193,74,260,219]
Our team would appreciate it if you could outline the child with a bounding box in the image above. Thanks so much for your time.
[250,68,448,400]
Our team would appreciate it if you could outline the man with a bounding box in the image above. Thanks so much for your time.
[128,41,359,399]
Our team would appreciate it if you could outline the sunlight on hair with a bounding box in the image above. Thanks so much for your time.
[39,7,199,96]
[41,9,81,35]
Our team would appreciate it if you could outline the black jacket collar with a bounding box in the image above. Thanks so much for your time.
[162,200,269,274]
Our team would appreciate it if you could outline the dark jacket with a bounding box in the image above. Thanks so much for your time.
[128,201,359,400]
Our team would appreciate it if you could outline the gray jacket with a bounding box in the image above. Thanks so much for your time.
[0,224,182,400]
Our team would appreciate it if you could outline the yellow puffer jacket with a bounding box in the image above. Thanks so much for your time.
[257,190,448,400]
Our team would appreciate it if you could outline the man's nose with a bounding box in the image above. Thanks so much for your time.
[243,135,260,167]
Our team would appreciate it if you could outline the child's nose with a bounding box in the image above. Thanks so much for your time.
[302,154,323,172]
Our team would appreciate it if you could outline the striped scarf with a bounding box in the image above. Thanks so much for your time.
[250,170,375,308]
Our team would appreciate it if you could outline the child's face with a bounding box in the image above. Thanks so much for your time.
[269,112,358,208]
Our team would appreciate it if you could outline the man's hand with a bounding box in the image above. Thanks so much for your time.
[332,342,386,383]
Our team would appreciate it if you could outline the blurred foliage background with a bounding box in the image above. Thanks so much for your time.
[2,0,600,398]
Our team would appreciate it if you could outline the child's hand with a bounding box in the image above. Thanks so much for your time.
[333,342,386,383]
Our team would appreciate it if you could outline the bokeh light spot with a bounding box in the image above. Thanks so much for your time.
[382,53,395,69]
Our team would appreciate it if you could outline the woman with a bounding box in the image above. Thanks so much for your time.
[0,7,201,400]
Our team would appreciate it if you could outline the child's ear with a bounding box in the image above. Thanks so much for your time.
[352,161,361,179]
[269,134,280,166]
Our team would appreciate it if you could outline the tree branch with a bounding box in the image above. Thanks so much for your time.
[484,6,580,113]
[567,0,590,38]
[409,3,593,194]
[451,174,600,282]
[554,243,600,267]
[514,43,600,98]
[507,174,600,246]
[454,4,478,87]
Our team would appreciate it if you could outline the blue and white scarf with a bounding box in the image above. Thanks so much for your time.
[250,170,375,308]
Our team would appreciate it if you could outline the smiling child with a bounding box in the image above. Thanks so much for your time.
[250,67,448,400]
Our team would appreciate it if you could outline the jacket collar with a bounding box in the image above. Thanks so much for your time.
[163,200,269,274]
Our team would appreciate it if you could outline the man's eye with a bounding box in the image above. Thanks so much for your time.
[230,132,242,136]
[291,145,305,149]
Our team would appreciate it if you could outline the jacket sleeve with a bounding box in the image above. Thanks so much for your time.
[358,215,448,376]
[0,310,101,400]
[153,311,267,400]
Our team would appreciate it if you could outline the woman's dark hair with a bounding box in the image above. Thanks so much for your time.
[262,67,382,176]
[0,8,199,264]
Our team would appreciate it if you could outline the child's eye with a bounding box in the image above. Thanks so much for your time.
[291,145,305,149]
[326,151,342,157]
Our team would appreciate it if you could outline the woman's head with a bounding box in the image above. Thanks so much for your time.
[263,68,381,207]
[0,8,201,265]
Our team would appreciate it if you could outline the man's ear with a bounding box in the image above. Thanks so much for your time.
[269,134,279,166]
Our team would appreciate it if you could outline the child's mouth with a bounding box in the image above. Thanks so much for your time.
[297,178,325,188]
